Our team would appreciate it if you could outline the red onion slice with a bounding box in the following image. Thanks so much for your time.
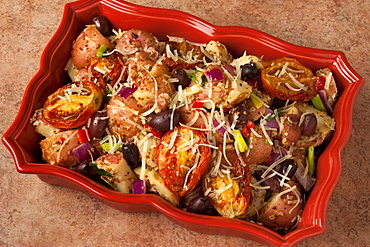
[262,146,288,166]
[205,68,224,82]
[118,87,137,99]
[264,109,279,130]
[132,179,146,194]
[318,90,333,116]
[72,142,93,163]
[212,119,227,135]
[295,166,316,191]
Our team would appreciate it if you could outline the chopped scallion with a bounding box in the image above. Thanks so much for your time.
[232,129,248,152]
[96,44,107,58]
[308,146,315,176]
[311,94,326,111]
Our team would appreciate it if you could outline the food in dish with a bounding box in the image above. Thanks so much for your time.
[31,16,337,234]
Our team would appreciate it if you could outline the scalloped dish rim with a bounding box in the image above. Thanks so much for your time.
[2,0,364,246]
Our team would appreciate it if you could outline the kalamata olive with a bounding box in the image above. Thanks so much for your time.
[75,161,100,181]
[241,63,260,81]
[276,159,297,179]
[75,161,89,175]
[149,109,180,132]
[302,113,317,136]
[122,143,140,169]
[229,104,248,124]
[92,15,112,37]
[263,176,281,193]
[186,196,211,214]
[172,68,191,88]
[254,170,281,193]
[89,111,108,138]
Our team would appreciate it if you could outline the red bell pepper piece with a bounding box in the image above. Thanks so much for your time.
[144,124,164,138]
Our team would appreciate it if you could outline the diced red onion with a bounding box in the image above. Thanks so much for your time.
[132,179,146,194]
[118,87,137,99]
[295,166,316,191]
[205,68,224,82]
[262,146,288,166]
[264,109,278,129]
[212,119,227,135]
[318,90,333,116]
[72,141,93,163]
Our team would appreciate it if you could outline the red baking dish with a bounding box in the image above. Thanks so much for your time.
[2,0,364,246]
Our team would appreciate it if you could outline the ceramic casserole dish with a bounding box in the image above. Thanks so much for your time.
[2,0,364,246]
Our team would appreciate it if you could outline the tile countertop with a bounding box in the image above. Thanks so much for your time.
[1,0,369,246]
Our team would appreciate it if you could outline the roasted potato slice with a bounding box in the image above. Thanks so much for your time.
[156,126,211,197]
[261,57,317,102]
[42,81,103,129]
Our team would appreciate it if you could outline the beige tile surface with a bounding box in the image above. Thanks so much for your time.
[1,0,369,246]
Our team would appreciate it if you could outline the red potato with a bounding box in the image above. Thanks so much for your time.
[242,125,273,167]
[134,167,180,206]
[279,105,302,146]
[258,181,303,231]
[71,25,113,69]
[193,65,253,110]
[232,89,271,123]
[126,52,176,112]
[95,152,138,193]
[40,130,80,167]
[116,28,160,58]
[106,95,145,141]
[178,105,206,128]
[205,40,233,64]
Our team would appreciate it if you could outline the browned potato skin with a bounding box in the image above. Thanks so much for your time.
[178,105,205,128]
[242,126,273,167]
[116,28,160,58]
[40,130,80,167]
[71,25,113,69]
[258,181,302,231]
[126,52,175,111]
[279,105,302,147]
[106,95,145,141]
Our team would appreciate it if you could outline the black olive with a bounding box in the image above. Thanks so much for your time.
[92,15,112,37]
[186,196,212,214]
[276,159,297,179]
[254,170,281,193]
[75,161,89,175]
[88,111,108,138]
[241,63,260,81]
[302,113,318,136]
[149,109,180,132]
[122,143,140,169]
[172,68,191,89]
